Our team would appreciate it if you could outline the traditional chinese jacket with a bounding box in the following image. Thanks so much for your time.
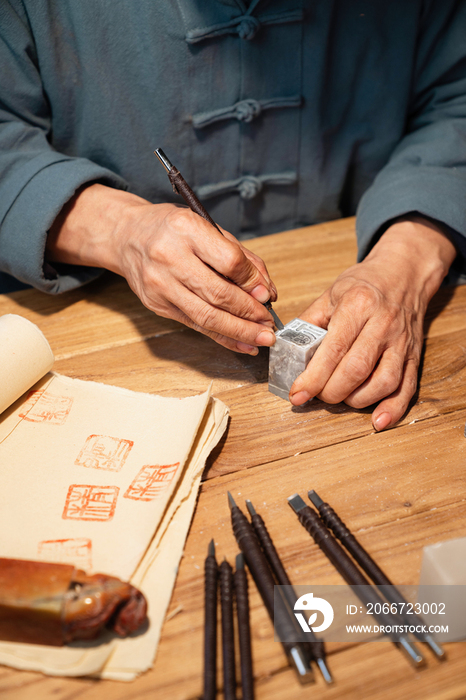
[1,0,465,293]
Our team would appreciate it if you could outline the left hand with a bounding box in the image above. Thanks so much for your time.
[289,217,457,430]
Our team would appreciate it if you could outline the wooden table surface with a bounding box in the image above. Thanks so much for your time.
[1,217,466,700]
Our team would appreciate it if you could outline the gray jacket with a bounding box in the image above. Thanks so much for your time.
[1,0,466,292]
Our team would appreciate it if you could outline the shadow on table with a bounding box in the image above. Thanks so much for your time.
[424,283,457,335]
[8,272,460,389]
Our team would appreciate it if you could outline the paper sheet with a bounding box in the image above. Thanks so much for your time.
[0,315,229,679]
[0,314,54,414]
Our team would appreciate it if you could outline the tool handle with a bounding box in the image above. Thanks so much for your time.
[251,512,325,661]
[297,507,406,637]
[220,560,237,700]
[317,503,430,635]
[251,513,291,587]
[318,503,393,586]
[231,508,304,656]
[234,567,255,700]
[168,168,223,234]
[203,554,218,700]
[232,508,276,614]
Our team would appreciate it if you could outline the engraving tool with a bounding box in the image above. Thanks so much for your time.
[245,499,333,683]
[288,493,426,668]
[308,490,445,659]
[228,492,315,684]
[155,148,284,330]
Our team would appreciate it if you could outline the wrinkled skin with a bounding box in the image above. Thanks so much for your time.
[48,187,457,431]
[47,184,277,355]
[290,217,457,430]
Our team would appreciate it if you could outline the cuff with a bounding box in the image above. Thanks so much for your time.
[356,167,466,271]
[0,155,128,293]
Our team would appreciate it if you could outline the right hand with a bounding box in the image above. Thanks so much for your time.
[47,184,277,354]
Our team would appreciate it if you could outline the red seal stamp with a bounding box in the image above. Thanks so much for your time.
[38,538,92,570]
[75,435,134,472]
[62,485,119,521]
[19,390,73,425]
[124,463,180,501]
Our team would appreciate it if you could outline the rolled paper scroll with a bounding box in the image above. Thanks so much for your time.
[0,558,147,646]
[0,314,54,414]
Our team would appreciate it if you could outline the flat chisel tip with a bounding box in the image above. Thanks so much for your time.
[287,493,307,513]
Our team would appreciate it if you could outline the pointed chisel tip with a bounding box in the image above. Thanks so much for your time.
[208,539,216,557]
[235,552,244,569]
[316,657,334,684]
[287,493,307,513]
[308,490,324,509]
[424,634,446,659]
[227,491,236,510]
[245,499,256,517]
[268,304,285,331]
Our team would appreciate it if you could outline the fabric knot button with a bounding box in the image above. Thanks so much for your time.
[238,176,262,200]
[235,99,262,123]
[237,16,260,40]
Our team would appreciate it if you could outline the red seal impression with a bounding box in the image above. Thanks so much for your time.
[75,435,133,472]
[124,463,180,501]
[38,538,92,570]
[19,390,73,425]
[62,485,119,521]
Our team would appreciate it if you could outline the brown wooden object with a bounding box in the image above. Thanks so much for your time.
[0,558,147,646]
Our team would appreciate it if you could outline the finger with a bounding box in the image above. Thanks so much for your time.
[289,305,371,405]
[192,228,273,303]
[174,258,275,326]
[240,246,278,301]
[141,280,276,350]
[343,347,405,408]
[371,358,419,431]
[315,324,390,404]
[153,298,261,355]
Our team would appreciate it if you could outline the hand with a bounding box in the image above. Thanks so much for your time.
[289,217,457,430]
[47,184,277,354]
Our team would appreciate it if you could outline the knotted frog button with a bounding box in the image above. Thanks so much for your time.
[238,176,262,200]
[235,99,262,122]
[237,16,260,40]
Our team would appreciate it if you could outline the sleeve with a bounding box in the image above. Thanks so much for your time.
[0,1,128,294]
[355,0,466,276]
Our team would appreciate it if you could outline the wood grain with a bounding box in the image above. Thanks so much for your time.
[1,217,466,700]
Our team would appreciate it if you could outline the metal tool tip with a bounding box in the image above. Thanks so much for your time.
[424,634,446,659]
[308,490,324,509]
[265,303,284,330]
[207,539,216,557]
[245,499,256,517]
[398,636,426,667]
[316,657,334,684]
[154,148,172,172]
[227,492,237,510]
[235,552,244,569]
[287,493,307,513]
[289,646,315,685]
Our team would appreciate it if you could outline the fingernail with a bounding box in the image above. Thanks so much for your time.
[270,282,278,298]
[290,390,312,405]
[255,329,275,346]
[236,342,258,355]
[251,284,270,304]
[373,412,391,431]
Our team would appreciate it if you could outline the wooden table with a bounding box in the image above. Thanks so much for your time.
[1,217,466,700]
